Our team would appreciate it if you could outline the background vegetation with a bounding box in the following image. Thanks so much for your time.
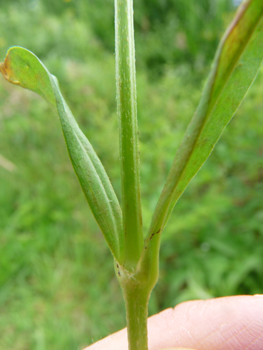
[0,0,263,349]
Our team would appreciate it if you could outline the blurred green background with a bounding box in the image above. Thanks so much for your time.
[0,0,263,349]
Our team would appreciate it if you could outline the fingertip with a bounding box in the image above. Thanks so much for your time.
[148,295,263,350]
[84,295,263,350]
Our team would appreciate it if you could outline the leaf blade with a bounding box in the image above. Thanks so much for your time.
[0,47,124,262]
[147,0,263,241]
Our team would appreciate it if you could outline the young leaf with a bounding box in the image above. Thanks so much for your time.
[147,0,263,243]
[0,47,124,263]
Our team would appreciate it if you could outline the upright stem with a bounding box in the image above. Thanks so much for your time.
[122,283,149,350]
[115,0,143,271]
[116,259,156,350]
[114,1,158,349]
[116,250,159,350]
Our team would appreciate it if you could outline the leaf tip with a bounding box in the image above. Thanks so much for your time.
[0,50,20,85]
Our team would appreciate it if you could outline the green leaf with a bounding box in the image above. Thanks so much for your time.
[147,0,263,242]
[0,47,124,263]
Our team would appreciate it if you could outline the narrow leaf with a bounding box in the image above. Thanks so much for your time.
[147,0,263,242]
[0,47,124,262]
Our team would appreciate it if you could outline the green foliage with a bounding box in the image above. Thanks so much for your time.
[0,1,263,349]
[7,0,233,78]
[147,0,263,242]
[1,47,123,262]
[134,0,232,77]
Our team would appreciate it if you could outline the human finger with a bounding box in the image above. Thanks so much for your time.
[84,295,263,350]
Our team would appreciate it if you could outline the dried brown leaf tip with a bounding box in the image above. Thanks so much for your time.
[0,56,8,77]
[0,54,19,85]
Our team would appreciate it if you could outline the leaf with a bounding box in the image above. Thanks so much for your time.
[147,0,263,241]
[0,47,124,262]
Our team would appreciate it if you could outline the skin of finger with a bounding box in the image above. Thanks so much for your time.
[84,295,263,350]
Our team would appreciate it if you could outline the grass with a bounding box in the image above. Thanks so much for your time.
[0,1,263,349]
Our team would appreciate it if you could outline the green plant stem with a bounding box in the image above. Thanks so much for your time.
[117,264,152,350]
[115,1,155,348]
[115,0,143,271]
[123,286,149,350]
[115,249,159,350]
